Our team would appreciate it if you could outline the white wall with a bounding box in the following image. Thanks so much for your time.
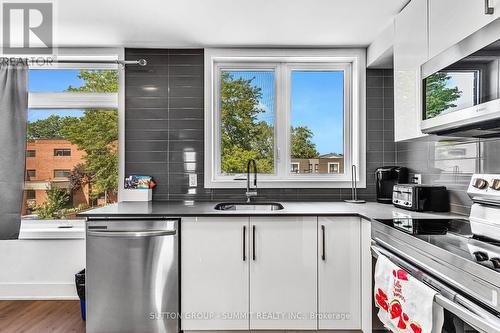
[0,238,85,299]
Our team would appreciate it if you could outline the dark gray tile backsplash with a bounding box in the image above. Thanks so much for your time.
[125,49,395,201]
[396,134,500,215]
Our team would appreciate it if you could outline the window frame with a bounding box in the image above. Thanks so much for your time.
[26,49,125,201]
[21,48,125,238]
[205,48,366,188]
[284,62,352,180]
[213,62,279,178]
[26,150,36,157]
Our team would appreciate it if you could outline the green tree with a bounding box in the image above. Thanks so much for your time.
[69,163,92,192]
[27,115,77,140]
[291,126,319,159]
[36,185,70,219]
[66,70,118,93]
[62,109,118,202]
[62,69,119,203]
[425,72,462,119]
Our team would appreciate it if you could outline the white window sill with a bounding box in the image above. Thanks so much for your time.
[205,179,367,189]
[19,220,85,240]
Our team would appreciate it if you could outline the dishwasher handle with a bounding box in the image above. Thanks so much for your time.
[87,229,176,238]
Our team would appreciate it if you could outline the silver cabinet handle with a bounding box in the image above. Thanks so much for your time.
[87,230,176,238]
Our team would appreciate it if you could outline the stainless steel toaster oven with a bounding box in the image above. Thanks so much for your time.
[392,184,449,212]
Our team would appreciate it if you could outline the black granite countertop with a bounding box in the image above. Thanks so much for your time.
[79,201,465,221]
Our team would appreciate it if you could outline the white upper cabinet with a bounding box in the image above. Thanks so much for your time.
[429,0,500,59]
[181,217,250,330]
[393,0,428,142]
[318,217,362,330]
[249,216,318,330]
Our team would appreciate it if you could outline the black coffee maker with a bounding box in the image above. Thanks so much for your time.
[375,166,408,204]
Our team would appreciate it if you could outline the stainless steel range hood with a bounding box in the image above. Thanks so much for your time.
[421,17,500,138]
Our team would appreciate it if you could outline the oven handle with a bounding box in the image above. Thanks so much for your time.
[372,244,500,333]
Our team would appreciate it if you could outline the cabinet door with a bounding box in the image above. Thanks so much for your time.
[181,217,249,330]
[318,217,361,329]
[394,0,428,142]
[429,0,500,59]
[249,216,317,330]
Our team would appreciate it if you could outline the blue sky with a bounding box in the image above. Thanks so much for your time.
[28,70,85,122]
[29,69,84,93]
[225,70,344,155]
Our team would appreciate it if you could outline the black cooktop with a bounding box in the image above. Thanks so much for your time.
[375,218,500,272]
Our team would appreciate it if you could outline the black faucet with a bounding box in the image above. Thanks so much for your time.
[246,159,258,203]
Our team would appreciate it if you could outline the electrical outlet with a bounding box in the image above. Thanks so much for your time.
[189,173,197,187]
[413,174,422,184]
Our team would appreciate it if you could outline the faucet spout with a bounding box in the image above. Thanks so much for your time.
[246,159,258,203]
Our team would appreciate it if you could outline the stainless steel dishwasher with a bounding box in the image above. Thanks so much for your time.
[86,218,179,333]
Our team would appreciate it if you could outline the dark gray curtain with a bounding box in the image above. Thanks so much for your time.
[0,64,28,239]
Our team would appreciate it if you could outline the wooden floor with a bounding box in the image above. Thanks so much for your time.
[0,300,85,333]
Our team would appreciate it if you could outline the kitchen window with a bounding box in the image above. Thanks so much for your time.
[23,58,121,225]
[54,149,71,157]
[205,49,366,188]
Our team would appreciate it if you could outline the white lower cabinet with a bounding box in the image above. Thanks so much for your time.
[181,217,249,330]
[318,216,362,329]
[181,215,364,331]
[249,216,317,330]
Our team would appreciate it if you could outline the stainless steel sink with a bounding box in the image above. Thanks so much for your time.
[214,202,284,211]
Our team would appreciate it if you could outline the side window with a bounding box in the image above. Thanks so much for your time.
[24,67,119,221]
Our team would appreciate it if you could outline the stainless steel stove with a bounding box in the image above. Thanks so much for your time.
[372,174,500,332]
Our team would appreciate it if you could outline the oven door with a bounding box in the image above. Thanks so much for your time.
[371,243,500,333]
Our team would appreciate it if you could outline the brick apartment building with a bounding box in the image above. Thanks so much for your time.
[22,140,90,215]
[291,153,344,174]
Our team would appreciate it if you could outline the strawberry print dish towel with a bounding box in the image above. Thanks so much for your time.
[374,254,444,333]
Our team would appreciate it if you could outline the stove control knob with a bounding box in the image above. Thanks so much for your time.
[491,258,500,269]
[490,179,500,191]
[473,251,489,262]
[473,178,489,189]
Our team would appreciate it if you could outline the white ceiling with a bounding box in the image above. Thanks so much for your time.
[55,0,409,48]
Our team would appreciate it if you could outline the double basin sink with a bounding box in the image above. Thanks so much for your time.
[214,202,284,211]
